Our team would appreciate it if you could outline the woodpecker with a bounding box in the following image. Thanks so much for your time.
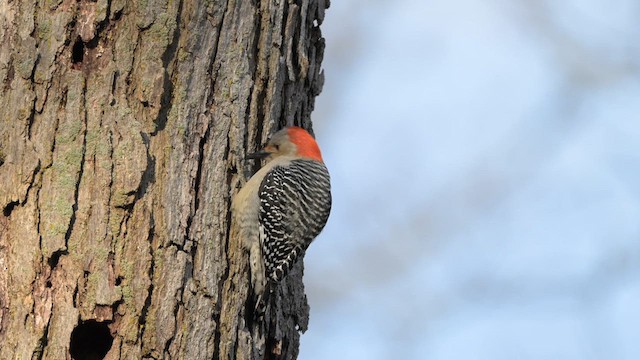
[233,126,331,312]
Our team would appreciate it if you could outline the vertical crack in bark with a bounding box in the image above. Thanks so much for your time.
[26,53,41,139]
[32,171,44,268]
[161,0,183,69]
[219,131,235,313]
[163,298,181,357]
[206,5,232,358]
[137,132,155,199]
[162,122,210,356]
[233,0,272,336]
[213,129,233,360]
[115,131,154,244]
[185,123,210,255]
[207,0,228,97]
[38,111,60,257]
[20,161,42,210]
[63,79,88,249]
[49,92,63,160]
[279,0,289,57]
[110,71,118,105]
[72,282,79,307]
[138,212,155,342]
[27,95,37,141]
[30,314,50,360]
[95,0,113,36]
[250,1,262,82]
[105,129,115,242]
[124,31,141,112]
[244,0,266,160]
[212,313,222,360]
[296,0,310,80]
[152,0,184,136]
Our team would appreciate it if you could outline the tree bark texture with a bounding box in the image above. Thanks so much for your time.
[0,0,327,359]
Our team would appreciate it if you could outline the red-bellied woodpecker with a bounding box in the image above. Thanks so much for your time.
[233,126,331,313]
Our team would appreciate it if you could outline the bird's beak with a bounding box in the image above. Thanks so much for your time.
[246,150,271,160]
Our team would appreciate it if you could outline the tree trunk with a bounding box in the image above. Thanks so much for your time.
[0,0,327,359]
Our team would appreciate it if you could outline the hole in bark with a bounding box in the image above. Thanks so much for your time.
[112,9,123,21]
[72,37,85,64]
[85,35,100,50]
[3,201,18,217]
[69,320,113,360]
[46,280,52,288]
[48,249,67,268]
[115,276,123,286]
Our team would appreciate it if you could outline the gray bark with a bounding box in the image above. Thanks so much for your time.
[0,0,328,359]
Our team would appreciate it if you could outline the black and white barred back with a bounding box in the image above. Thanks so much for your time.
[258,159,332,283]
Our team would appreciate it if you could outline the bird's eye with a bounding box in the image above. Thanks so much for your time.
[274,144,280,151]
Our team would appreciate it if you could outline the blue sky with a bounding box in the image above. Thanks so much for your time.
[300,1,640,359]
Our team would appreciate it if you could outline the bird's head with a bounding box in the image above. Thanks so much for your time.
[248,126,323,162]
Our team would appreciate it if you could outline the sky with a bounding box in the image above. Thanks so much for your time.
[300,0,640,359]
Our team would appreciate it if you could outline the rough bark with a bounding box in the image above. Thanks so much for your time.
[0,0,327,359]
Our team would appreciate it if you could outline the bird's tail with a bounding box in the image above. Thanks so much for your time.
[253,282,274,322]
